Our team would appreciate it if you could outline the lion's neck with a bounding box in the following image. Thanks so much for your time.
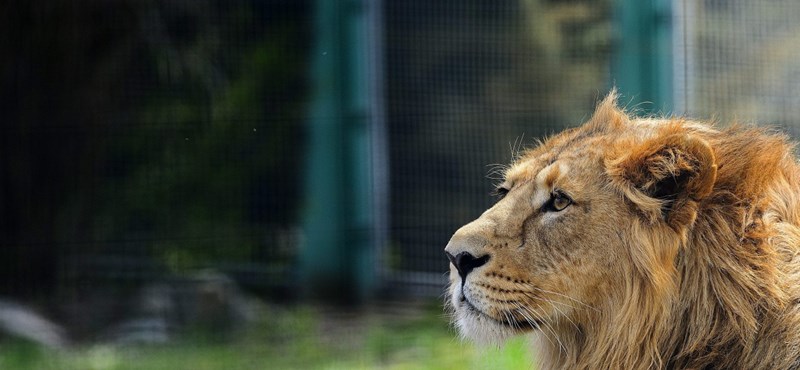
[533,277,674,370]
[662,205,800,369]
[533,211,800,370]
[660,230,797,369]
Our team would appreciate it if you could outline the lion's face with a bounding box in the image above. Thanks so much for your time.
[446,130,631,344]
[446,94,718,345]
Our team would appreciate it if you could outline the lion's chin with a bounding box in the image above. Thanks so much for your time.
[454,301,538,346]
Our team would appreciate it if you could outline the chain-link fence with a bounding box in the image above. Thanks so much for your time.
[383,0,613,295]
[2,0,313,342]
[676,0,800,138]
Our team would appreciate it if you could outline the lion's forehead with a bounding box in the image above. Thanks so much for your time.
[506,136,606,186]
[507,117,699,185]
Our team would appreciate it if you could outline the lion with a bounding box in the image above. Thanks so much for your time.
[445,91,800,369]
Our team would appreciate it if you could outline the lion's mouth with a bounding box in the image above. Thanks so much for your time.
[462,296,540,330]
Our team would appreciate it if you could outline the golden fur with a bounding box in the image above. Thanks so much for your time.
[445,91,800,369]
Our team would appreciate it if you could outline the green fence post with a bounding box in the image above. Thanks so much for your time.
[300,0,375,302]
[613,0,673,113]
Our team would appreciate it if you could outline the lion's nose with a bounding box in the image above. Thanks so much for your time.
[445,251,490,280]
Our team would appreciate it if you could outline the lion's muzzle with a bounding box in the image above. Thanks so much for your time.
[445,251,490,282]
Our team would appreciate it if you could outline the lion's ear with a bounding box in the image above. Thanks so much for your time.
[607,130,717,228]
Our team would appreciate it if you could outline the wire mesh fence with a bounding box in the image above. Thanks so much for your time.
[383,0,613,295]
[678,0,800,137]
[2,0,313,344]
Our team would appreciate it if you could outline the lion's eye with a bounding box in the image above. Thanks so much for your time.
[492,186,510,199]
[547,191,572,212]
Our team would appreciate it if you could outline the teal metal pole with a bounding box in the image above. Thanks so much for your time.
[301,0,374,302]
[613,0,673,114]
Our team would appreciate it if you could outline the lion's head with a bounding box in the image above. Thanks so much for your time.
[445,91,800,369]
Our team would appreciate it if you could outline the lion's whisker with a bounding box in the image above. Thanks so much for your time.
[513,302,557,350]
[520,291,581,312]
[508,296,565,356]
[527,286,599,312]
[527,304,567,355]
[542,297,582,333]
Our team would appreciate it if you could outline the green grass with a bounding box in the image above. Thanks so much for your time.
[0,302,535,369]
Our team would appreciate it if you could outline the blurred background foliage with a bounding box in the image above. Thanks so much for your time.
[1,0,309,299]
[0,0,614,300]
